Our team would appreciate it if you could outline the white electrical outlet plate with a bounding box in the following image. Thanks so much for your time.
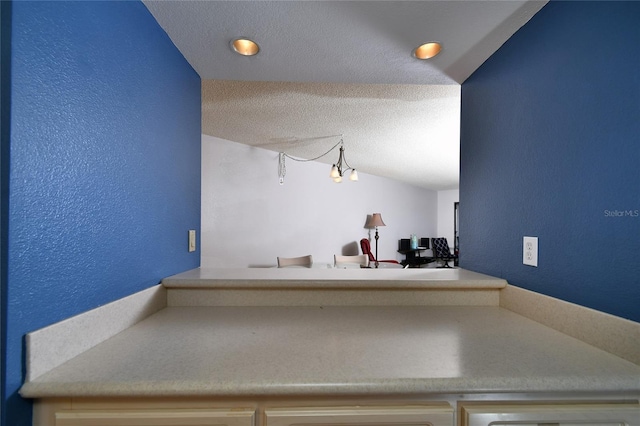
[523,236,538,267]
[188,230,196,252]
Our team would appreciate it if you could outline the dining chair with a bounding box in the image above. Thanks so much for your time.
[334,254,370,268]
[277,255,313,268]
[360,238,401,266]
[431,237,457,268]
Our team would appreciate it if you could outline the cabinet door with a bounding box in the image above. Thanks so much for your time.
[55,408,255,426]
[265,405,453,426]
[460,403,639,426]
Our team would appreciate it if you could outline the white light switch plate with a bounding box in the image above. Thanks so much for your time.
[523,236,538,267]
[188,230,196,252]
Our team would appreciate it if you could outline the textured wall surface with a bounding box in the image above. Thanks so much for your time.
[201,135,440,267]
[3,2,200,425]
[460,1,639,321]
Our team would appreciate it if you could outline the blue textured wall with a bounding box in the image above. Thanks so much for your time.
[460,1,639,321]
[2,2,201,424]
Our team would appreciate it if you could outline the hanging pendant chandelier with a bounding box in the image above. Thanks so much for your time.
[329,144,358,183]
[278,135,358,185]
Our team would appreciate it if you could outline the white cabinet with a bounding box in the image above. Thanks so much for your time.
[460,403,640,426]
[53,408,256,426]
[265,405,453,426]
[34,399,640,426]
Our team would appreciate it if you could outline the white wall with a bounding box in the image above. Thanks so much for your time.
[202,135,439,267]
[436,189,459,249]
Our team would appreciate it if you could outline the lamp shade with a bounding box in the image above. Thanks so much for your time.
[366,213,386,228]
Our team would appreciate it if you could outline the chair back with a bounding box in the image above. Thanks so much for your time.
[277,255,313,268]
[360,238,376,262]
[334,254,370,268]
[431,238,451,257]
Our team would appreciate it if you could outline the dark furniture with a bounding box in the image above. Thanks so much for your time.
[453,202,459,266]
[398,238,434,268]
[431,237,458,268]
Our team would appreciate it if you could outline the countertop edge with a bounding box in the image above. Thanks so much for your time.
[161,268,508,290]
[20,378,640,399]
[161,279,507,289]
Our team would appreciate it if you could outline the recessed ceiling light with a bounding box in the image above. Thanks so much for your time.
[230,38,260,56]
[413,42,442,60]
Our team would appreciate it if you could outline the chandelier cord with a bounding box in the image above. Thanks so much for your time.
[280,139,343,163]
[278,153,286,185]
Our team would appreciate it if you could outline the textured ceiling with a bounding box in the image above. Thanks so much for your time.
[144,1,548,190]
[202,80,461,189]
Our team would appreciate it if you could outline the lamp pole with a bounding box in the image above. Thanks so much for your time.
[374,226,380,268]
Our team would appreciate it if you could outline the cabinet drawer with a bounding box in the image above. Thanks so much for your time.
[55,408,256,426]
[460,403,639,426]
[265,405,453,426]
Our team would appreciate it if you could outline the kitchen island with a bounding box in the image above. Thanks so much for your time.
[20,268,640,425]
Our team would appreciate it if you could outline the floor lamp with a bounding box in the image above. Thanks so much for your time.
[366,213,386,268]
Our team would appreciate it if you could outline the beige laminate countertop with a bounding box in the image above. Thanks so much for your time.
[20,305,640,398]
